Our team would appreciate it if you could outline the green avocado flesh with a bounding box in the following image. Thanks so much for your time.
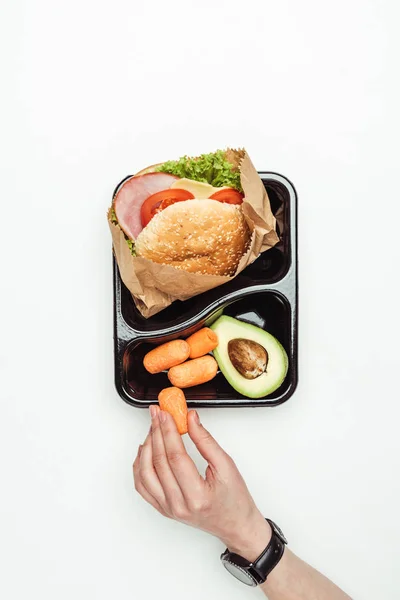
[211,316,289,399]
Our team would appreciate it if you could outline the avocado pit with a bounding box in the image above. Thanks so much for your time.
[227,338,268,379]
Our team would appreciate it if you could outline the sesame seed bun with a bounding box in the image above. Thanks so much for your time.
[135,199,251,276]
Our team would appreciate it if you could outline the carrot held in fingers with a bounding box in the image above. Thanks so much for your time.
[143,340,190,374]
[168,355,218,388]
[186,327,219,359]
[158,387,188,435]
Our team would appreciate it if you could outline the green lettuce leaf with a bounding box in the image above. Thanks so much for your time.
[126,239,136,256]
[110,208,118,224]
[156,150,242,191]
[109,208,136,256]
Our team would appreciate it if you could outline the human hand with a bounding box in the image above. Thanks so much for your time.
[133,406,272,560]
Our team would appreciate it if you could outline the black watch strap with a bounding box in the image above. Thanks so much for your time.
[221,519,287,586]
[250,520,286,583]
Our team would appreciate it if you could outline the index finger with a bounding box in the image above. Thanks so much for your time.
[158,410,204,498]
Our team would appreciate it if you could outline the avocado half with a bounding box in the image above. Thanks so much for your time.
[211,315,289,399]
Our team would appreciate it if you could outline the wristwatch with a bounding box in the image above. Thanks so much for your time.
[220,519,287,587]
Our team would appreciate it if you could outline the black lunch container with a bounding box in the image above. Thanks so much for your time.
[112,172,298,408]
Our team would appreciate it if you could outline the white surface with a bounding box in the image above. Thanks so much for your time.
[1,0,399,598]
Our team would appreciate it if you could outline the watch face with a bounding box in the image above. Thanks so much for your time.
[222,560,258,586]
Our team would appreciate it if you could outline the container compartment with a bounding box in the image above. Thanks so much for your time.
[120,290,294,407]
[117,178,292,333]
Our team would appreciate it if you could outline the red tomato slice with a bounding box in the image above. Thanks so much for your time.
[140,189,195,228]
[209,188,244,205]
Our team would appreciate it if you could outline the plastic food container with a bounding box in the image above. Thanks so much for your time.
[112,172,298,408]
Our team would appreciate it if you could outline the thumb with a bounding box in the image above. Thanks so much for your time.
[188,410,229,467]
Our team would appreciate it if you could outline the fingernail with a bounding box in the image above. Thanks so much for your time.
[150,405,158,419]
[138,444,143,457]
[159,410,167,424]
[194,410,201,425]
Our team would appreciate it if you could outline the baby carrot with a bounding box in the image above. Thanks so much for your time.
[186,327,219,359]
[158,387,188,435]
[143,340,190,374]
[168,355,218,388]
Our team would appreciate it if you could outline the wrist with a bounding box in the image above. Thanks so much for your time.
[260,546,291,588]
[221,511,272,563]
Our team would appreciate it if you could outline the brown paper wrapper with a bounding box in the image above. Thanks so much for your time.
[108,150,280,318]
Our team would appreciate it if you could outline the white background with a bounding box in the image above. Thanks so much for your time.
[1,0,399,598]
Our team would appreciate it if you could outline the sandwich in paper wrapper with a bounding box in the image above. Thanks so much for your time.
[108,149,280,318]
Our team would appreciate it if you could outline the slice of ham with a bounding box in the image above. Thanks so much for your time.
[114,172,178,239]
